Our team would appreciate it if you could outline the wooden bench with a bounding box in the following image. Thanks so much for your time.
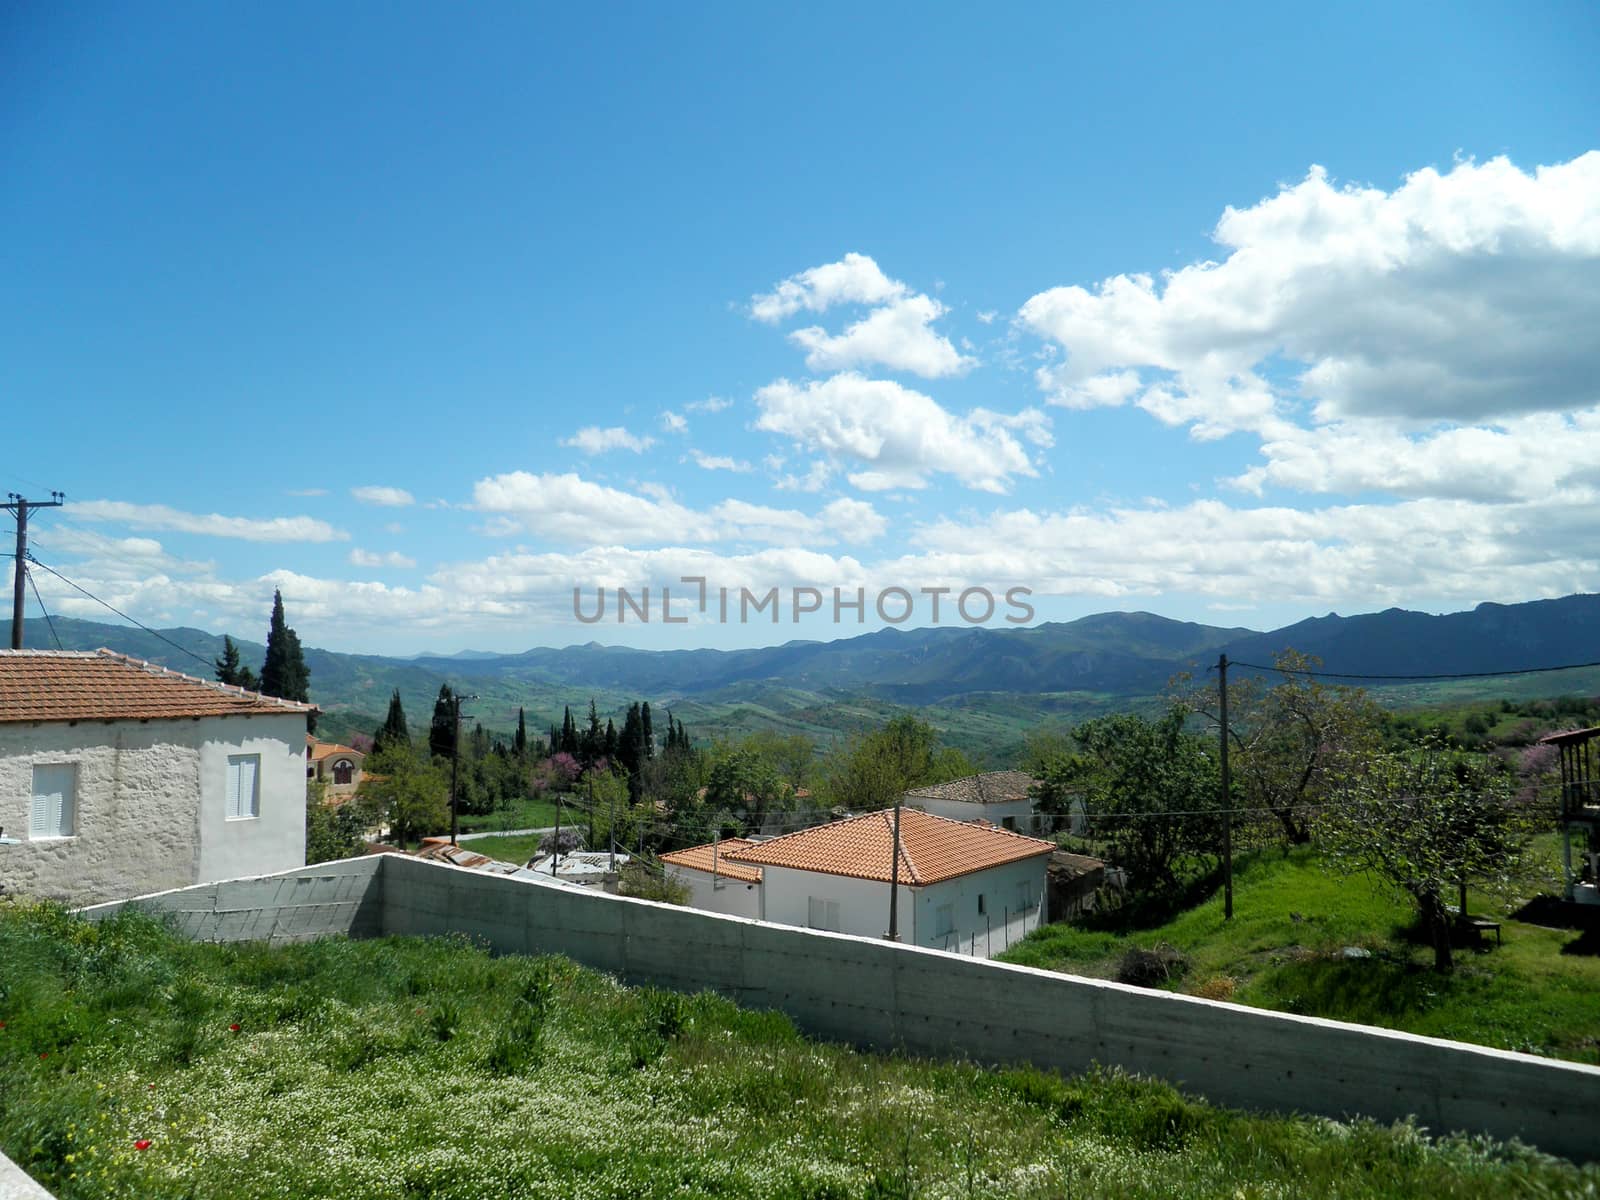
[1446,906,1502,946]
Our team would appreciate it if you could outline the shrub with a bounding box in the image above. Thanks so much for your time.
[1116,943,1188,987]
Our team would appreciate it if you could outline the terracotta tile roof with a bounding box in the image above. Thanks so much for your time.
[0,649,316,724]
[660,838,763,884]
[903,770,1037,806]
[308,739,363,762]
[725,808,1054,886]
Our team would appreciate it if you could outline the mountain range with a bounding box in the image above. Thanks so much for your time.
[7,593,1599,757]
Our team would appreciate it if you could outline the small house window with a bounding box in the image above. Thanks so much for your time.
[806,896,841,931]
[977,894,986,915]
[227,754,261,820]
[30,763,76,839]
[1001,816,1016,831]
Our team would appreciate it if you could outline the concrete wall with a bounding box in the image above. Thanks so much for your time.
[0,712,306,905]
[75,854,1600,1162]
[377,855,1600,1162]
[666,864,764,920]
[0,1150,56,1200]
[80,855,383,943]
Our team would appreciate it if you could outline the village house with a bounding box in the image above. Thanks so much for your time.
[0,649,314,904]
[660,836,763,919]
[902,770,1039,831]
[672,808,1054,957]
[307,734,366,798]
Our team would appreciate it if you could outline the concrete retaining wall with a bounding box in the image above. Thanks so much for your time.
[0,1151,56,1200]
[381,855,1600,1161]
[76,853,1600,1162]
[79,855,383,943]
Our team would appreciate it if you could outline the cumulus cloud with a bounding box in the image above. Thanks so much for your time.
[751,252,906,323]
[471,471,882,548]
[660,411,688,434]
[755,373,1036,493]
[1020,153,1600,439]
[561,426,656,455]
[756,254,972,379]
[71,500,348,543]
[790,293,975,378]
[350,486,415,507]
[690,450,752,472]
[349,548,418,569]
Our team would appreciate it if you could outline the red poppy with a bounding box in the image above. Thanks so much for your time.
[133,1140,152,1151]
[39,1051,48,1059]
[228,1023,241,1033]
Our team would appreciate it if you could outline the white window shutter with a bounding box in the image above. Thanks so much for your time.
[31,765,74,838]
[226,755,259,819]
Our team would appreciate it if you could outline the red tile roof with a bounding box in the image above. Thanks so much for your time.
[660,838,763,884]
[0,649,316,724]
[726,808,1054,886]
[308,739,363,762]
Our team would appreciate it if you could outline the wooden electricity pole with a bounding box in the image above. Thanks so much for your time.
[5,492,65,649]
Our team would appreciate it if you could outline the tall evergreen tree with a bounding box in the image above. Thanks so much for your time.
[603,717,618,763]
[214,635,245,687]
[514,707,528,758]
[429,684,457,761]
[641,701,655,760]
[560,706,578,755]
[258,589,312,730]
[581,699,603,766]
[374,689,410,752]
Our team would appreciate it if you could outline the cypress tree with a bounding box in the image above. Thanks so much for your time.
[641,701,654,760]
[560,707,578,755]
[604,718,617,763]
[258,589,312,730]
[514,707,528,758]
[581,699,602,766]
[374,689,410,752]
[429,684,457,761]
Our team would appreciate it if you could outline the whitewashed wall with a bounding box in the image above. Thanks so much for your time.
[912,856,1048,957]
[911,795,1035,829]
[666,864,764,920]
[0,712,306,905]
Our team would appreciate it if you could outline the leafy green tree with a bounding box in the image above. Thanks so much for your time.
[258,590,311,715]
[820,715,973,813]
[305,780,374,863]
[704,747,786,833]
[1035,708,1221,893]
[1177,650,1382,846]
[359,744,449,849]
[429,684,457,761]
[373,689,411,753]
[1318,740,1532,973]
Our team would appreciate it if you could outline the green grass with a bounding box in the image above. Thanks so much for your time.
[460,832,550,864]
[455,795,564,835]
[1002,846,1600,1063]
[3,904,1594,1198]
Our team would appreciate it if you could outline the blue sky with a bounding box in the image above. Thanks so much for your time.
[4,2,1598,655]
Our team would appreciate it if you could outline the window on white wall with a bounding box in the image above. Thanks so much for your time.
[806,896,840,931]
[226,754,261,820]
[30,763,76,839]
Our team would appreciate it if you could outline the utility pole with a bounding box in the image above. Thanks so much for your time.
[448,691,478,846]
[5,492,65,649]
[886,799,903,941]
[1218,653,1233,921]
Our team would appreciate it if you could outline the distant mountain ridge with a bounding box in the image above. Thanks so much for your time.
[7,594,1599,730]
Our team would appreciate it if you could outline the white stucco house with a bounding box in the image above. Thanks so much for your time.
[0,649,315,905]
[660,836,764,920]
[902,771,1039,832]
[673,809,1054,957]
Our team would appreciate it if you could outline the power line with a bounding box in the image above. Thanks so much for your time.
[24,554,215,671]
[1224,657,1600,683]
[25,567,62,650]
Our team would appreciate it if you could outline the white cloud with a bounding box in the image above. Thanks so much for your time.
[1020,153,1600,439]
[976,310,998,325]
[561,426,656,455]
[350,486,416,508]
[755,373,1037,493]
[286,487,328,497]
[71,500,348,543]
[820,497,887,544]
[773,460,833,493]
[690,450,752,473]
[471,471,879,548]
[686,396,733,414]
[751,252,906,323]
[790,293,974,379]
[660,411,688,434]
[349,548,418,569]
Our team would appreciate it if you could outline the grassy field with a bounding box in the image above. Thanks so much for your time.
[455,795,565,836]
[460,832,551,864]
[1002,845,1600,1063]
[2,904,1594,1199]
